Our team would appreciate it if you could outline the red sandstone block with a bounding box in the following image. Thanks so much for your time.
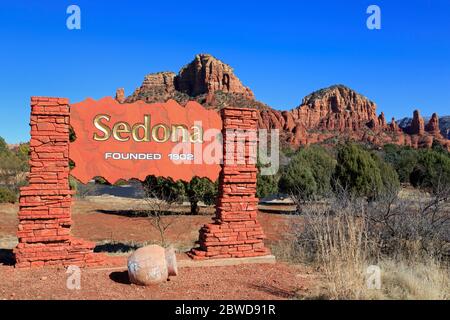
[49,207,69,215]
[21,195,42,204]
[211,231,234,238]
[31,166,67,173]
[252,242,265,249]
[244,239,263,244]
[223,166,257,173]
[189,253,205,260]
[218,197,259,204]
[31,109,70,117]
[201,241,221,247]
[33,160,69,167]
[33,100,61,106]
[21,223,44,230]
[36,122,56,131]
[30,172,59,178]
[28,178,59,184]
[246,231,264,237]
[34,145,67,153]
[237,245,253,251]
[30,131,68,139]
[30,261,45,267]
[223,178,257,184]
[220,209,258,216]
[57,98,69,105]
[17,231,34,238]
[206,253,232,258]
[34,229,58,237]
[19,209,48,216]
[38,152,65,159]
[29,139,44,148]
[21,189,71,196]
[29,160,44,167]
[20,235,70,243]
[204,223,229,231]
[218,236,238,242]
[31,96,51,102]
[237,234,248,241]
[191,249,206,256]
[57,228,70,236]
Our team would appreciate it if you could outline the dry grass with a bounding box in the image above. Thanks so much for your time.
[286,187,450,300]
[303,213,450,300]
[376,259,449,300]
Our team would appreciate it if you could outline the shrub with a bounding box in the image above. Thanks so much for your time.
[410,149,450,193]
[0,136,9,154]
[297,145,336,195]
[383,144,419,184]
[94,176,109,185]
[279,145,335,201]
[279,157,317,201]
[333,143,383,199]
[142,175,185,204]
[69,176,78,191]
[257,173,279,199]
[15,143,30,170]
[0,187,16,203]
[0,152,26,192]
[372,154,401,196]
[185,177,217,215]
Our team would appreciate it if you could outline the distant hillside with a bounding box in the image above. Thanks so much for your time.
[398,116,450,139]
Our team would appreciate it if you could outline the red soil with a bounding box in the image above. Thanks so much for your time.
[0,198,311,300]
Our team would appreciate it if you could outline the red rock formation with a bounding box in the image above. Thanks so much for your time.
[390,117,401,132]
[409,110,425,135]
[425,113,441,136]
[175,54,254,99]
[378,112,387,128]
[273,85,380,145]
[115,88,125,103]
[290,85,378,132]
[121,54,448,151]
[126,72,177,103]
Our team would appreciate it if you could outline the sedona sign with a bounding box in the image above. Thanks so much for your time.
[69,97,222,184]
[14,96,270,268]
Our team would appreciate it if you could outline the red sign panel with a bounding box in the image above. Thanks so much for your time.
[69,97,222,184]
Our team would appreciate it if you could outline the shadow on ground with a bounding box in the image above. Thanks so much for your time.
[0,249,15,266]
[94,242,140,254]
[96,209,187,217]
[96,209,148,217]
[109,271,131,284]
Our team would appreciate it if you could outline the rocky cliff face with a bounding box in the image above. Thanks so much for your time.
[125,54,254,106]
[175,54,254,99]
[126,72,178,104]
[117,54,449,151]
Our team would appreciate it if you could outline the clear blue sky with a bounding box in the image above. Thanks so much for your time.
[0,0,449,143]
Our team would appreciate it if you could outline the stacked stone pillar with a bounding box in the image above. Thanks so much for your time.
[190,107,270,259]
[14,97,105,268]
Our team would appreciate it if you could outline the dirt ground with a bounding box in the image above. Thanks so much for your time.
[0,196,313,300]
